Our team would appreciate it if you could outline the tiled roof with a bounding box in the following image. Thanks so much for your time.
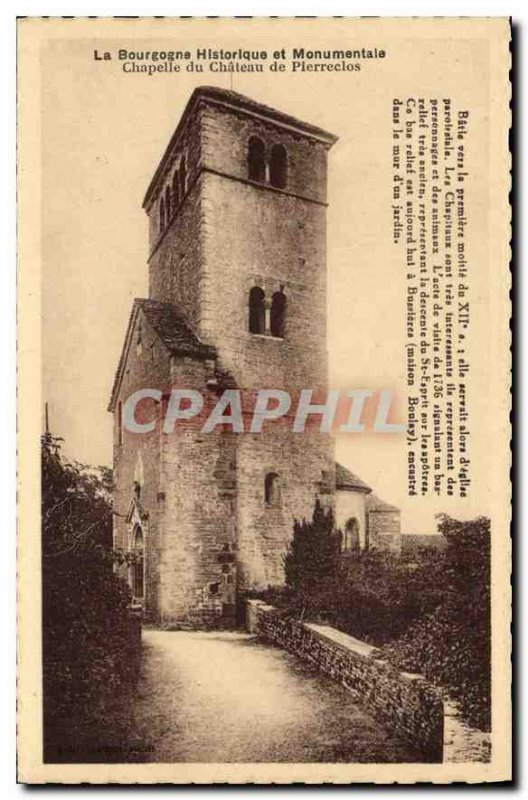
[107,298,216,412]
[335,463,372,493]
[137,299,215,357]
[401,534,447,555]
[365,493,400,513]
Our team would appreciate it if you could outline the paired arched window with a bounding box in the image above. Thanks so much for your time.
[264,472,281,507]
[269,144,288,189]
[247,138,288,188]
[132,527,144,601]
[158,154,188,238]
[270,289,286,338]
[248,286,265,334]
[249,286,286,337]
[247,136,266,183]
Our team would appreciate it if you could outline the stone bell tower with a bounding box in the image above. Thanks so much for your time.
[111,87,338,627]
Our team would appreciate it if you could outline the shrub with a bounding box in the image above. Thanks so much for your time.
[283,500,341,614]
[278,503,446,644]
[381,516,491,730]
[41,433,140,760]
[267,504,491,731]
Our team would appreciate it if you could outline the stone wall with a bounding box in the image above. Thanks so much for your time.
[116,90,337,624]
[368,509,401,550]
[148,174,204,331]
[197,104,334,590]
[158,355,238,628]
[236,428,334,590]
[200,102,329,204]
[246,600,444,762]
[112,308,172,620]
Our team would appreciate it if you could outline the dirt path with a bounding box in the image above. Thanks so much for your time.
[73,629,422,763]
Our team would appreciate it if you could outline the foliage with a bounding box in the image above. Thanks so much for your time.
[317,548,447,644]
[41,433,140,759]
[283,500,341,613]
[381,516,491,730]
[279,502,445,643]
[264,504,491,731]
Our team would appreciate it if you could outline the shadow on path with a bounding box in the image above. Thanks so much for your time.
[51,630,424,764]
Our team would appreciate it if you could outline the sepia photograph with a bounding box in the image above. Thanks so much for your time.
[16,15,511,784]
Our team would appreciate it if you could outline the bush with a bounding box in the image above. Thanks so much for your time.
[283,500,341,614]
[274,503,445,643]
[41,433,141,760]
[381,516,491,731]
[263,504,491,731]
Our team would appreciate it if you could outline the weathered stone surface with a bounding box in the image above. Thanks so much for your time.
[111,89,336,627]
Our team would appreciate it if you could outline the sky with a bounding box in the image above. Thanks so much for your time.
[40,22,492,534]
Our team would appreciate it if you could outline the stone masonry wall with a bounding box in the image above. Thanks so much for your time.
[158,355,238,628]
[112,309,171,620]
[197,107,334,591]
[368,510,402,552]
[236,428,334,590]
[200,102,329,204]
[147,107,203,255]
[247,600,444,762]
[199,171,328,391]
[148,174,204,331]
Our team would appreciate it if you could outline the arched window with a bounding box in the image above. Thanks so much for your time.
[247,136,266,183]
[248,286,265,334]
[269,144,288,189]
[159,197,165,233]
[264,472,281,507]
[270,289,286,337]
[343,518,360,552]
[132,527,144,601]
[172,169,180,209]
[165,185,172,222]
[179,156,187,199]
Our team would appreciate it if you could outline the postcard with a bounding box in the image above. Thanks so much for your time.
[17,16,511,783]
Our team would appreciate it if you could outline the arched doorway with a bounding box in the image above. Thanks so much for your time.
[343,517,360,552]
[131,525,144,603]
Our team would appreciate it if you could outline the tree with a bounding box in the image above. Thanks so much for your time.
[284,500,342,612]
[382,515,491,730]
[41,433,140,761]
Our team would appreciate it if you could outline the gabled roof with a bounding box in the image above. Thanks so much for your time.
[138,299,215,357]
[107,298,216,412]
[143,86,338,209]
[365,493,400,513]
[335,462,372,494]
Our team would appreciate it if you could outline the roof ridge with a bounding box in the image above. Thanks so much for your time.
[143,86,337,209]
[107,298,216,411]
[335,462,372,493]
